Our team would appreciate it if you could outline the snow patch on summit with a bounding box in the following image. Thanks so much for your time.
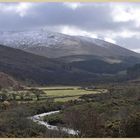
[0,30,73,49]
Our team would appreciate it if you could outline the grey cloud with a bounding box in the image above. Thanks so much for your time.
[24,3,135,32]
[116,37,140,51]
[0,3,133,31]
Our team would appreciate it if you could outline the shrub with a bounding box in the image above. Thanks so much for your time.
[120,113,140,137]
[63,106,105,137]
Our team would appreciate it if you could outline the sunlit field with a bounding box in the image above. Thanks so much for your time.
[24,86,107,102]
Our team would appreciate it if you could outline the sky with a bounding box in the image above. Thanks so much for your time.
[0,2,140,52]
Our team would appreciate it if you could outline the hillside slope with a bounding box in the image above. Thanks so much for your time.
[0,72,20,89]
[0,45,97,85]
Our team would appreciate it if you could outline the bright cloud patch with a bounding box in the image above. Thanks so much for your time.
[63,2,82,10]
[104,37,116,44]
[111,3,140,27]
[61,26,98,38]
[0,3,32,17]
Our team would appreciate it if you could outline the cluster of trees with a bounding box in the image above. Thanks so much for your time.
[0,88,47,102]
[29,88,46,101]
[71,59,129,74]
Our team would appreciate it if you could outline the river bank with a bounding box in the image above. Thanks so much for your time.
[29,110,79,136]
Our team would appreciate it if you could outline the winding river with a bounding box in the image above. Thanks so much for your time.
[29,110,79,136]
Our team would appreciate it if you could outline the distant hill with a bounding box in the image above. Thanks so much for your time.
[0,45,97,85]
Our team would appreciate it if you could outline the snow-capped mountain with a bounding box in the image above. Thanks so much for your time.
[0,29,115,49]
[0,29,72,48]
[0,29,139,58]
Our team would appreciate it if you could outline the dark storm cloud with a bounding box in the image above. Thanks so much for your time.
[0,3,133,31]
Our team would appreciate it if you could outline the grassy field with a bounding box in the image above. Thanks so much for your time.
[37,86,79,90]
[0,86,107,102]
[54,96,80,102]
[44,89,101,97]
[41,86,107,102]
